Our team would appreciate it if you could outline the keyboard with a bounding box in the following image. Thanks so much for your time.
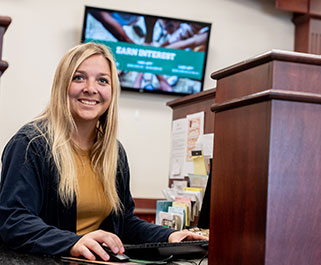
[123,240,208,261]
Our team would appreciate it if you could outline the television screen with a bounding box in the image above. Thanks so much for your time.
[81,6,211,96]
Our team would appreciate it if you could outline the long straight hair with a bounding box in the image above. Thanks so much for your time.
[34,42,122,213]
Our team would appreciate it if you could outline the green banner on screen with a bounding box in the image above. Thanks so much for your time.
[85,39,205,80]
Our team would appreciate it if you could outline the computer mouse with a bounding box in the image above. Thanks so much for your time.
[102,246,130,262]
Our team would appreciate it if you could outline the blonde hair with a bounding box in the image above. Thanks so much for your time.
[34,42,121,212]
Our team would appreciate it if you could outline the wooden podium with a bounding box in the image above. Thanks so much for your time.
[209,50,321,265]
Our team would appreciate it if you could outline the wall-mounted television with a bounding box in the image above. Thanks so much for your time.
[81,6,211,96]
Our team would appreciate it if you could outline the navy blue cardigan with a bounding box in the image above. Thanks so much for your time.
[0,123,173,256]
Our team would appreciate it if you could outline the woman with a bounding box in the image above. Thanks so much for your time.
[0,43,207,261]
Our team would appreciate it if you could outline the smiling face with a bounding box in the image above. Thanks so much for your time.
[68,54,112,128]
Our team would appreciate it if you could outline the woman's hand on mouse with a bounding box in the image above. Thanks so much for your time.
[70,230,124,261]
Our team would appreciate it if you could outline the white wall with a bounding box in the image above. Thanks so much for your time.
[0,0,293,198]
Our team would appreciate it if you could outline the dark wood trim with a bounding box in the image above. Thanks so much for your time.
[0,16,12,29]
[211,89,321,113]
[133,197,162,209]
[0,60,8,77]
[211,49,321,80]
[0,16,11,77]
[275,0,321,17]
[275,0,308,13]
[310,0,321,15]
[133,198,163,224]
[166,88,216,109]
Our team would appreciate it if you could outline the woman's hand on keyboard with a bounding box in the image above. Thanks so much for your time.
[168,230,209,243]
[70,229,125,261]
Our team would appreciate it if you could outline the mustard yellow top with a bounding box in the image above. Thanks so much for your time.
[73,147,111,235]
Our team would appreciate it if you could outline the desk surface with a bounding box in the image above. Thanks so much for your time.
[0,244,63,265]
[0,244,207,265]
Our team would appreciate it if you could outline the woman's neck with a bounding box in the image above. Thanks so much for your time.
[72,121,97,151]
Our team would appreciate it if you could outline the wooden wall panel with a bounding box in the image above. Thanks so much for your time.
[266,100,321,265]
[210,101,271,265]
